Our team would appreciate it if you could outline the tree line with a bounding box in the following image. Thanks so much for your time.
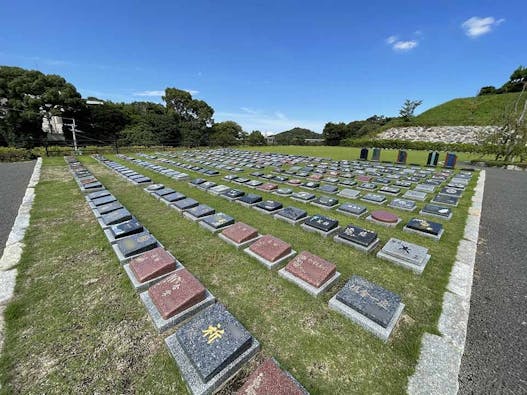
[0,66,267,148]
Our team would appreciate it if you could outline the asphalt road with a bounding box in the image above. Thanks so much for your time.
[0,160,36,257]
[459,168,527,394]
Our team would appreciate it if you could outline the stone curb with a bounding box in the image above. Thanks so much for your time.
[0,157,42,352]
[407,170,485,395]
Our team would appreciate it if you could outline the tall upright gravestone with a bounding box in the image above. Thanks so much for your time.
[444,152,457,169]
[426,151,439,167]
[359,148,369,161]
[396,150,408,164]
[371,147,381,161]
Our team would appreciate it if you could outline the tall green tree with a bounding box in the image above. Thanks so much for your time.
[162,88,214,147]
[399,99,423,121]
[247,130,266,146]
[209,121,243,146]
[0,66,84,147]
[322,122,347,145]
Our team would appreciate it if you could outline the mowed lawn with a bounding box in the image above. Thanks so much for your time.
[245,145,489,165]
[0,151,477,394]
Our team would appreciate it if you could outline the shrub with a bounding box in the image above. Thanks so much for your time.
[0,147,35,162]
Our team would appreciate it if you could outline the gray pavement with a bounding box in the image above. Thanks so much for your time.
[0,161,36,257]
[459,168,527,394]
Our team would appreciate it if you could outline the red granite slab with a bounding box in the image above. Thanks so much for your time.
[258,183,278,191]
[221,222,258,244]
[356,175,372,182]
[237,358,305,395]
[288,179,302,185]
[80,177,98,184]
[309,174,324,181]
[129,247,178,283]
[285,251,336,288]
[371,210,399,223]
[148,268,206,319]
[249,235,291,262]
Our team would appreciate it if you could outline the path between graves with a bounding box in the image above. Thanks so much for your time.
[0,160,36,257]
[458,168,527,394]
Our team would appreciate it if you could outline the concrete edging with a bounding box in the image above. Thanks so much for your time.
[407,170,485,395]
[0,158,42,351]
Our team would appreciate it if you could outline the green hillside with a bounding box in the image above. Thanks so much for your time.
[274,127,321,144]
[385,92,523,128]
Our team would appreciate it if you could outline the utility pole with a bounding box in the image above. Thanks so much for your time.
[71,118,78,154]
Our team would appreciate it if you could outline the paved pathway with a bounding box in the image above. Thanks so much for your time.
[0,161,36,257]
[459,168,527,394]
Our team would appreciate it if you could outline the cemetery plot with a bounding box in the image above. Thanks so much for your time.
[402,190,428,201]
[274,206,308,225]
[365,210,401,228]
[291,191,316,203]
[140,268,215,332]
[420,203,453,220]
[103,217,144,243]
[360,193,386,205]
[431,194,460,207]
[237,193,263,207]
[112,231,161,264]
[334,224,380,253]
[172,197,200,212]
[329,275,404,342]
[403,218,444,240]
[165,303,260,395]
[278,251,340,296]
[253,200,283,214]
[377,238,431,274]
[310,196,339,210]
[183,204,216,222]
[301,214,339,237]
[388,198,417,212]
[198,213,235,233]
[336,203,368,217]
[237,358,309,395]
[124,247,181,292]
[244,235,296,269]
[218,222,261,249]
[337,188,360,199]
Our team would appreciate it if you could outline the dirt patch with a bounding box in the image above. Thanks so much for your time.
[40,165,71,183]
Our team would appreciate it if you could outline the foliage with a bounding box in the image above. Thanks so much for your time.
[273,127,320,145]
[482,83,527,162]
[209,121,243,146]
[478,65,527,96]
[322,115,392,145]
[0,146,36,161]
[0,66,84,147]
[247,130,267,146]
[399,99,423,121]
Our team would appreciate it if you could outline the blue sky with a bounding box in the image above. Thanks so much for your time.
[1,1,524,133]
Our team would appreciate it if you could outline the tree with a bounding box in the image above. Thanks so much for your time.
[483,82,527,161]
[478,86,498,96]
[399,99,423,121]
[247,130,266,146]
[0,66,84,147]
[501,66,527,93]
[163,88,214,147]
[209,121,243,146]
[322,122,347,145]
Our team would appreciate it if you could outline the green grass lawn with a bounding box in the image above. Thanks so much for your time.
[0,151,477,394]
[244,145,490,164]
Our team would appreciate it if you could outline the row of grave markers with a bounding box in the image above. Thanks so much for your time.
[96,153,416,345]
[67,156,310,395]
[117,154,438,274]
[358,148,457,168]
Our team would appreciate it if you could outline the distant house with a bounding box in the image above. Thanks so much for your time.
[304,138,324,143]
[265,135,276,144]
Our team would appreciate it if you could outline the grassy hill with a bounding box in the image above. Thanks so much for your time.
[383,92,523,129]
[273,127,321,144]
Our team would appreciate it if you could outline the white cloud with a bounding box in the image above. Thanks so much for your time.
[133,88,199,97]
[133,90,164,97]
[393,40,418,51]
[386,35,398,44]
[462,16,505,38]
[240,107,258,114]
[385,33,419,52]
[274,111,287,120]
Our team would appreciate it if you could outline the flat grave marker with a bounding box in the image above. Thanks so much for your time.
[199,213,235,233]
[420,203,452,220]
[366,210,401,227]
[274,206,308,225]
[244,235,296,269]
[124,247,180,291]
[377,238,431,274]
[403,218,444,240]
[218,222,261,249]
[301,214,339,237]
[334,224,379,253]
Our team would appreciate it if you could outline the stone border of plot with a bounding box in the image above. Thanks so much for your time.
[0,157,42,351]
[407,170,485,395]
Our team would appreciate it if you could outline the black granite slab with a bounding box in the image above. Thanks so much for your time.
[421,204,452,218]
[336,275,401,328]
[115,231,157,257]
[223,189,245,199]
[439,187,462,197]
[101,208,132,225]
[153,187,176,197]
[187,204,215,218]
[110,218,144,238]
[432,194,459,206]
[319,185,338,193]
[277,207,307,221]
[238,194,262,205]
[389,198,416,211]
[312,196,339,207]
[87,190,111,200]
[291,191,315,201]
[337,203,367,216]
[92,195,117,207]
[338,225,378,247]
[255,200,283,212]
[304,215,338,232]
[201,213,235,229]
[97,201,123,215]
[175,303,253,382]
[145,184,165,191]
[361,193,386,203]
[162,192,186,202]
[173,198,200,210]
[190,178,206,185]
[406,218,443,236]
